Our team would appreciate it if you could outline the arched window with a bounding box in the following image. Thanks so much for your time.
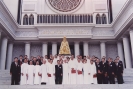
[96,14,101,24]
[23,14,28,25]
[29,14,34,25]
[102,14,107,24]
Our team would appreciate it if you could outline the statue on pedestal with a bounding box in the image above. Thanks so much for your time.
[59,36,71,55]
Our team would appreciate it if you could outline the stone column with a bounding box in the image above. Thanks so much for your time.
[130,30,133,60]
[83,41,89,56]
[123,37,132,68]
[6,43,13,70]
[0,37,8,70]
[25,42,30,59]
[42,42,48,57]
[74,41,80,57]
[100,41,106,58]
[52,42,57,55]
[117,42,125,68]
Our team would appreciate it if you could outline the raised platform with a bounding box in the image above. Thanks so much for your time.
[0,85,133,89]
[0,69,133,85]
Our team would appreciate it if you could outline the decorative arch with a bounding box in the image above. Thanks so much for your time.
[29,14,34,25]
[102,14,107,24]
[23,14,28,25]
[96,14,101,24]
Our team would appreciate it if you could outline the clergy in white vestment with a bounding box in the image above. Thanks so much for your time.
[88,60,97,84]
[40,60,48,84]
[83,59,90,84]
[20,58,28,85]
[76,59,83,84]
[52,56,57,66]
[34,61,41,85]
[68,56,77,84]
[47,60,55,84]
[62,59,69,84]
[27,61,35,85]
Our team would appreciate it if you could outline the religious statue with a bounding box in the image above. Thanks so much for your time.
[59,36,71,55]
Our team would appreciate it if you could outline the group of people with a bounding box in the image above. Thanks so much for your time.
[10,54,124,85]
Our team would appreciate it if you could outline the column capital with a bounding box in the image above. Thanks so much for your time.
[83,41,89,43]
[74,41,80,44]
[129,30,133,33]
[24,42,30,44]
[42,42,48,44]
[117,41,122,44]
[52,42,57,44]
[8,42,14,44]
[122,36,128,40]
[100,41,106,43]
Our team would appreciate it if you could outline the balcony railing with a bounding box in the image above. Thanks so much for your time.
[37,14,93,24]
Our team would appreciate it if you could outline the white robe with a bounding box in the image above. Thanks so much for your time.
[88,63,97,84]
[27,65,35,85]
[76,62,83,84]
[53,58,57,65]
[83,63,90,84]
[47,63,55,84]
[34,65,41,85]
[62,63,69,84]
[68,60,77,84]
[40,64,48,83]
[21,63,28,85]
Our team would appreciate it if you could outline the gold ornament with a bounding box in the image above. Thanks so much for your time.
[59,36,71,55]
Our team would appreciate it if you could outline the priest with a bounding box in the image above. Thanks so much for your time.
[27,61,35,85]
[83,59,90,84]
[76,59,83,84]
[20,58,28,85]
[68,56,77,84]
[62,59,69,84]
[34,61,41,85]
[47,60,55,84]
[40,60,48,85]
[88,60,97,84]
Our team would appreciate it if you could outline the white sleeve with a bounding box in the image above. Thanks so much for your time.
[53,65,55,74]
[40,65,42,74]
[21,64,23,73]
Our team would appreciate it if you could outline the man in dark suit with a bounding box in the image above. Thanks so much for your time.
[107,58,115,84]
[18,55,23,66]
[114,59,123,84]
[55,60,63,84]
[96,59,102,84]
[32,57,37,65]
[116,56,124,83]
[100,58,108,84]
[10,57,21,85]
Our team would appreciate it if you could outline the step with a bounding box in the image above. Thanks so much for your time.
[0,85,132,89]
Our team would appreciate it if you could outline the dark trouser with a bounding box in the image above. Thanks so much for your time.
[117,74,123,84]
[11,74,19,85]
[41,82,46,85]
[55,76,62,84]
[97,73,102,84]
[108,74,115,84]
[102,74,108,84]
